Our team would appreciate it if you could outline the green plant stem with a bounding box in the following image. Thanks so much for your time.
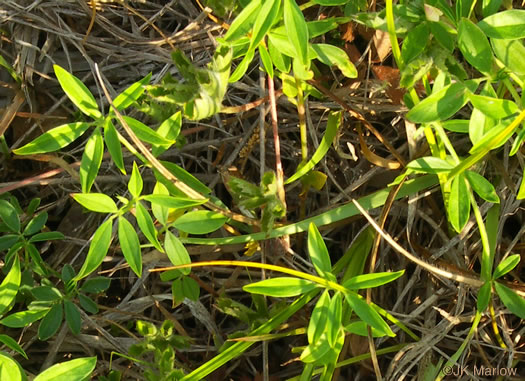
[296,77,308,162]
[468,190,492,281]
[502,78,522,108]
[436,311,482,381]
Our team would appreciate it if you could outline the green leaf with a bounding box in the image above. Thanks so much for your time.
[142,195,207,210]
[103,120,125,174]
[150,182,169,226]
[128,162,143,198]
[465,170,499,203]
[113,73,151,111]
[181,276,200,301]
[164,231,191,275]
[429,21,457,53]
[0,53,21,83]
[0,200,20,233]
[173,210,228,234]
[0,334,27,359]
[493,254,520,279]
[308,290,330,343]
[477,281,491,312]
[345,293,395,337]
[344,321,388,337]
[311,44,357,78]
[80,277,111,294]
[243,277,318,297]
[343,271,404,290]
[118,216,142,277]
[32,286,63,302]
[448,173,470,233]
[300,334,332,363]
[478,10,525,39]
[307,223,332,278]
[0,309,49,328]
[33,357,96,381]
[406,82,469,123]
[312,0,348,5]
[284,0,309,66]
[223,0,262,42]
[29,232,64,243]
[326,292,342,347]
[79,129,104,193]
[161,161,212,195]
[229,48,254,83]
[491,38,525,77]
[75,219,113,280]
[152,111,182,157]
[72,193,118,213]
[78,294,98,314]
[494,282,525,319]
[307,18,343,38]
[13,122,90,155]
[64,300,81,335]
[248,0,280,52]
[0,255,20,316]
[258,44,274,78]
[135,201,162,252]
[0,352,26,381]
[38,303,63,340]
[468,93,519,120]
[268,37,291,73]
[53,65,101,119]
[122,116,173,145]
[469,120,517,155]
[468,83,497,145]
[406,156,454,174]
[23,212,48,236]
[458,18,494,74]
[518,167,525,200]
[0,235,18,251]
[401,22,430,63]
[285,111,341,184]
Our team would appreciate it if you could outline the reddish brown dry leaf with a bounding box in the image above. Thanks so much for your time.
[341,22,355,43]
[372,29,391,62]
[371,65,405,105]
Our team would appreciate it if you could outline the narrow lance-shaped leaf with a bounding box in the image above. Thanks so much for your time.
[0,309,49,328]
[173,210,228,234]
[448,173,470,233]
[118,216,142,277]
[307,223,332,277]
[343,270,404,290]
[79,128,104,193]
[75,219,114,280]
[113,73,151,111]
[152,111,182,157]
[492,254,520,279]
[13,122,90,156]
[122,116,173,145]
[243,277,318,297]
[72,193,118,213]
[286,111,342,184]
[135,201,163,252]
[465,170,499,203]
[223,0,263,42]
[248,0,281,52]
[0,199,20,232]
[53,65,102,119]
[0,334,27,359]
[33,357,97,381]
[128,161,143,198]
[103,120,125,174]
[0,255,21,316]
[494,282,525,319]
[345,292,395,337]
[64,300,81,335]
[284,0,309,66]
[468,93,519,120]
[307,290,330,343]
[164,231,191,275]
[406,82,469,123]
